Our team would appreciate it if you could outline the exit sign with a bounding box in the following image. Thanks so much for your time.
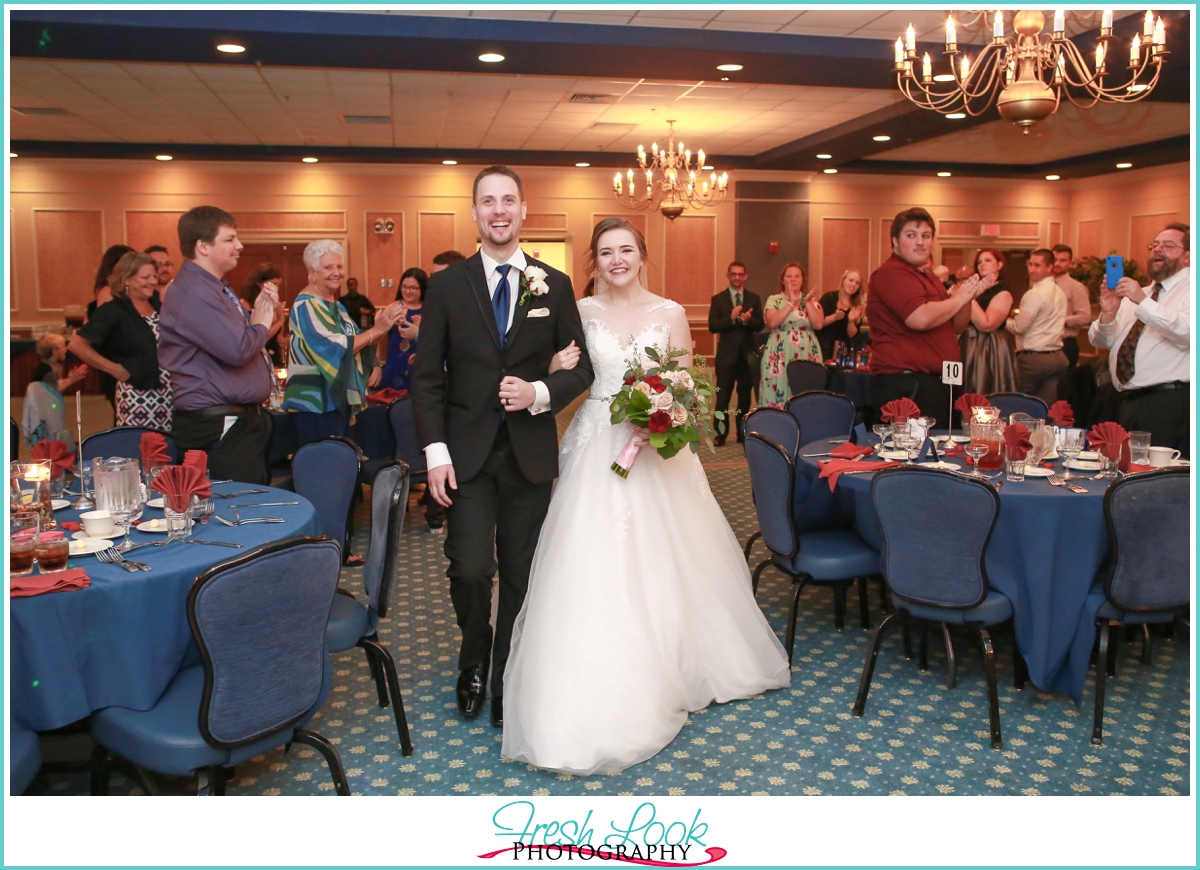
[982,223,1000,236]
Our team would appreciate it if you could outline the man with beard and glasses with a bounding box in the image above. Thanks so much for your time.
[1089,222,1191,456]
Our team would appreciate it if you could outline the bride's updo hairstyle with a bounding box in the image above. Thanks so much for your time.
[586,217,648,276]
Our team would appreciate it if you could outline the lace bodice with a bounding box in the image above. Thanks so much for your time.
[578,296,683,400]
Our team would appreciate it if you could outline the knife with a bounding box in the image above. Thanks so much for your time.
[178,539,244,548]
[226,501,300,508]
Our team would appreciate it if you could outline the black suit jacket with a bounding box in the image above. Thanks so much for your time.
[707,288,764,367]
[412,252,594,485]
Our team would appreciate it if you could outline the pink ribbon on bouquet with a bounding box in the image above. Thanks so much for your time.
[611,429,651,479]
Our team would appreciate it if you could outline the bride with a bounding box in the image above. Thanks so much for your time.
[501,218,790,775]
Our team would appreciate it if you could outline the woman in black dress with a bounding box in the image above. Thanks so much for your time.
[959,248,1016,395]
[815,269,865,360]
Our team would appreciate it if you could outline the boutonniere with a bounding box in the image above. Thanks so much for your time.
[518,265,550,306]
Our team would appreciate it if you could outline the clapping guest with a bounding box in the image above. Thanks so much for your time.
[958,249,1016,395]
[30,334,89,394]
[69,251,173,431]
[239,264,287,366]
[815,269,865,360]
[23,335,87,449]
[283,239,404,446]
[759,262,824,406]
[382,267,427,393]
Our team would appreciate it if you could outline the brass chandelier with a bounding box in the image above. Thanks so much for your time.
[613,121,729,220]
[894,10,1168,131]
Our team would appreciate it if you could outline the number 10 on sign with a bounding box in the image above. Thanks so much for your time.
[942,361,962,441]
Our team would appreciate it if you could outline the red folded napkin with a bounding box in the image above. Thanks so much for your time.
[818,459,900,491]
[11,567,91,598]
[367,388,408,405]
[1002,423,1032,460]
[58,521,82,532]
[830,443,875,460]
[954,393,991,417]
[1127,463,1154,474]
[153,465,211,512]
[140,432,171,470]
[879,398,920,423]
[1047,400,1075,428]
[1087,421,1130,471]
[30,440,75,478]
[182,450,208,478]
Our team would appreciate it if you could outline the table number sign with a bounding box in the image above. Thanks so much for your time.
[942,360,963,442]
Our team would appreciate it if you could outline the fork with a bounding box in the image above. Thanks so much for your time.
[1048,473,1088,494]
[97,548,151,572]
[211,489,269,499]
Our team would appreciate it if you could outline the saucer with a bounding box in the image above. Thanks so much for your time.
[919,460,961,470]
[879,450,908,461]
[137,518,173,533]
[1170,458,1191,467]
[1077,450,1100,461]
[1066,459,1103,471]
[70,537,116,555]
[146,497,165,509]
[1021,466,1055,477]
[71,529,123,541]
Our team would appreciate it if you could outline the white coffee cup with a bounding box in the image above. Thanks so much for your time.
[1147,446,1182,467]
[80,509,115,537]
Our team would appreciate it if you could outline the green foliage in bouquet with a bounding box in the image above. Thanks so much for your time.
[609,345,723,460]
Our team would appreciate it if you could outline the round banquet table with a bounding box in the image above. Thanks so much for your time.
[826,368,871,412]
[796,436,1116,704]
[10,484,320,731]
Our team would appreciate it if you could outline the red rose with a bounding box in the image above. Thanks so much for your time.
[648,411,671,433]
[644,374,667,393]
[623,376,636,386]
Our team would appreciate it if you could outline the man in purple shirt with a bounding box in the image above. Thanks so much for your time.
[159,206,279,483]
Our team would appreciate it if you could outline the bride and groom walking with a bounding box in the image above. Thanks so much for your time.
[412,166,789,775]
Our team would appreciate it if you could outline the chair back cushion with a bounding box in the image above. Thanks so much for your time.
[872,468,998,609]
[787,391,857,443]
[786,359,829,395]
[189,536,341,747]
[743,407,800,459]
[743,433,797,558]
[1104,468,1190,610]
[389,397,427,474]
[292,437,361,551]
[985,392,1048,421]
[364,461,410,617]
[81,427,178,463]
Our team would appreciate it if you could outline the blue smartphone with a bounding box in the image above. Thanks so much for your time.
[1105,255,1124,290]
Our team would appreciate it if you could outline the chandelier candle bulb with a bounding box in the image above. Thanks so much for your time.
[946,16,956,49]
[697,149,705,164]
[1102,9,1113,32]
[895,39,904,65]
[1053,10,1065,34]
[1096,42,1106,71]
[1143,10,1154,37]
[1130,34,1141,64]
[993,11,1003,39]
[1154,17,1165,48]
[906,24,915,53]
[922,53,932,81]
[961,54,971,79]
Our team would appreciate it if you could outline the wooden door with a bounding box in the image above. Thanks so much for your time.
[225,244,309,309]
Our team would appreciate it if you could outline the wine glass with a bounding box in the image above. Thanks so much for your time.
[1059,430,1084,480]
[872,423,890,455]
[966,443,989,478]
[895,432,919,465]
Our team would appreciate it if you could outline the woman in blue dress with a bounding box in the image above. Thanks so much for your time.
[383,267,428,393]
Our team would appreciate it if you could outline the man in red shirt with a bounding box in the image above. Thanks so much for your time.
[867,207,991,426]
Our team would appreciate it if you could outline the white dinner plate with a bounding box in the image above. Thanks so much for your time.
[51,499,70,511]
[1077,450,1100,461]
[1066,459,1103,471]
[137,518,174,533]
[1170,459,1190,467]
[919,460,961,470]
[146,497,165,509]
[1021,466,1055,477]
[879,450,908,461]
[70,529,123,541]
[69,537,115,556]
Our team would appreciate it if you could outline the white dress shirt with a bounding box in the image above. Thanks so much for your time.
[424,248,552,472]
[1007,276,1067,351]
[1056,273,1093,339]
[1088,266,1191,391]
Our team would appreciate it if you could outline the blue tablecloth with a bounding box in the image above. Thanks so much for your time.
[10,484,319,731]
[797,437,1112,704]
[827,368,871,411]
[268,405,392,467]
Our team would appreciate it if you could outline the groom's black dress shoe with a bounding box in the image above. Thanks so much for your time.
[491,696,503,728]
[456,663,488,719]
[714,434,726,447]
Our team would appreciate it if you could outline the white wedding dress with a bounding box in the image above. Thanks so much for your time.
[501,296,791,775]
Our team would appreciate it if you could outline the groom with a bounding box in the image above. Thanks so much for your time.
[413,165,593,728]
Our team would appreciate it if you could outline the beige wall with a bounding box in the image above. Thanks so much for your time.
[1063,162,1191,262]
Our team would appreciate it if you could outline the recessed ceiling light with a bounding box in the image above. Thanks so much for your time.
[1045,174,1061,181]
[717,63,743,72]
[478,53,505,63]
[933,74,956,82]
[946,112,967,120]
[823,168,838,174]
[155,154,173,161]
[442,160,458,165]
[1116,162,1133,169]
[720,77,730,82]
[937,171,952,177]
[301,157,319,164]
[816,153,832,159]
[872,135,891,142]
[216,43,245,54]
[575,162,590,168]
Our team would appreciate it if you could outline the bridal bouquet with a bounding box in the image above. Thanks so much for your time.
[608,345,720,478]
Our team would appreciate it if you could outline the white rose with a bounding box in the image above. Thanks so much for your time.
[669,404,689,427]
[525,265,548,283]
[531,279,549,296]
[633,382,653,397]
[525,266,550,295]
[671,370,694,391]
[653,390,675,411]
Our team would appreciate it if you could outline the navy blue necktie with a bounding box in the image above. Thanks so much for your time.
[493,264,512,345]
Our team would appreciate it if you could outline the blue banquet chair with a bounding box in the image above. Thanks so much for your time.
[853,467,1026,750]
[985,392,1048,421]
[89,536,350,795]
[292,436,362,564]
[785,359,829,396]
[10,715,42,795]
[741,407,802,572]
[786,391,856,444]
[388,397,427,490]
[81,426,177,463]
[744,433,881,663]
[1089,467,1190,746]
[324,461,414,756]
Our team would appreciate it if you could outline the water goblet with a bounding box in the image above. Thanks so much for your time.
[965,443,989,478]
[872,424,890,455]
[1059,431,1084,480]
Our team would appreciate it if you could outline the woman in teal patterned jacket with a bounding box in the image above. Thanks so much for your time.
[283,239,404,446]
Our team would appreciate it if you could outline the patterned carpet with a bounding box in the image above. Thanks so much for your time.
[48,443,1190,797]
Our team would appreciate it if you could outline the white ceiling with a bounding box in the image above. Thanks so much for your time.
[9,58,903,154]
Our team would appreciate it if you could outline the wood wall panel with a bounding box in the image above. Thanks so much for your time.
[999,221,1039,237]
[232,211,346,232]
[523,213,567,231]
[366,212,405,307]
[880,218,893,269]
[35,210,103,310]
[593,214,647,236]
[1048,221,1063,248]
[664,215,716,317]
[939,220,982,237]
[125,210,184,273]
[418,212,456,275]
[1130,212,1179,262]
[821,217,870,292]
[1077,219,1103,258]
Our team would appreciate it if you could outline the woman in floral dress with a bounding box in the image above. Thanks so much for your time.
[758,262,824,406]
